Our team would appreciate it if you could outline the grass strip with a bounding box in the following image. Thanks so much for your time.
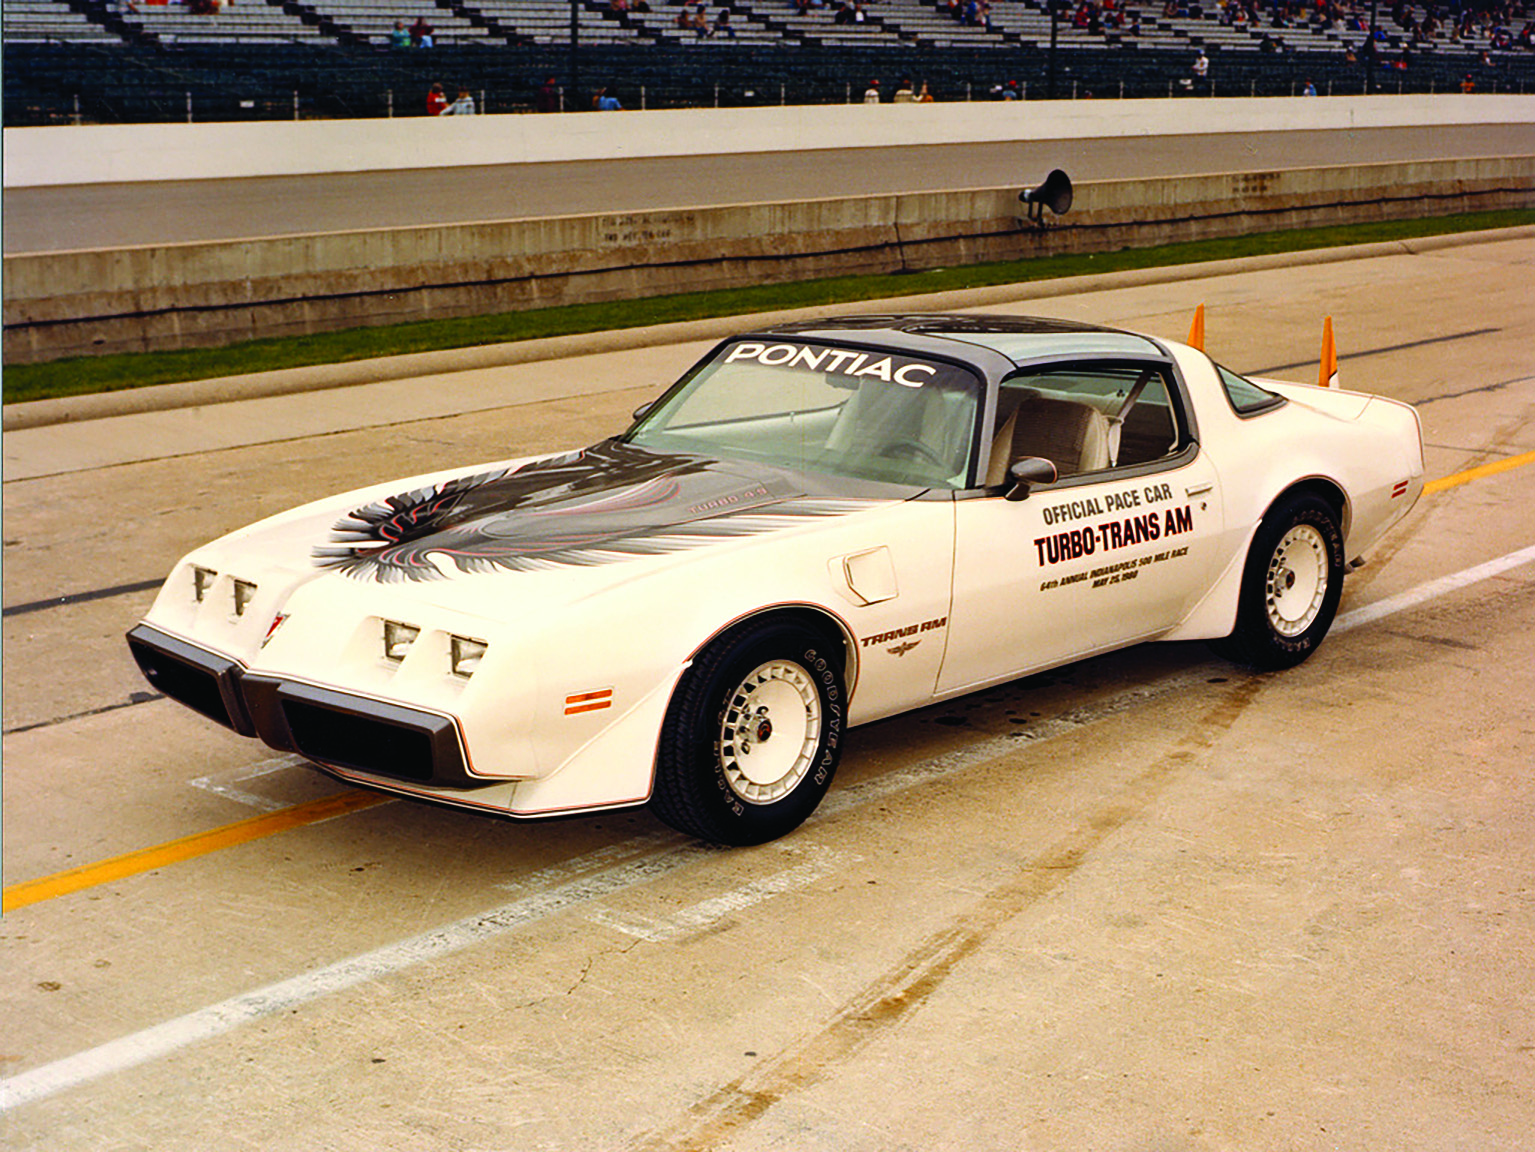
[6,208,1532,406]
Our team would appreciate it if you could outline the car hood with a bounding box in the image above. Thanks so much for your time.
[159,439,907,643]
[308,439,883,589]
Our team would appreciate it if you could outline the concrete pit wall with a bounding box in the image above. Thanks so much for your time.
[6,94,1531,187]
[6,155,1533,364]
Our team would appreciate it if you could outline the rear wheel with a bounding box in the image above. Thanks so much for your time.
[652,619,845,845]
[1212,493,1344,671]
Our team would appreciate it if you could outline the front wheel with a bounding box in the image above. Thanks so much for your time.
[652,619,846,845]
[1211,493,1345,671]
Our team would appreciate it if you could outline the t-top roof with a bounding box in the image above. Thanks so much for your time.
[761,313,1166,366]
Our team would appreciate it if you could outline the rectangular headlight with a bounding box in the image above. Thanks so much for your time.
[232,579,258,617]
[449,635,488,679]
[382,620,420,663]
[192,566,217,603]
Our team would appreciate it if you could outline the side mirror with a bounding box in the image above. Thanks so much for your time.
[1004,456,1058,501]
[632,400,656,421]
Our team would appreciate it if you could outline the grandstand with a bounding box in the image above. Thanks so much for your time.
[4,0,1532,123]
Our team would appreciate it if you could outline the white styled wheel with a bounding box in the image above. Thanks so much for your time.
[1265,524,1329,637]
[653,619,846,845]
[1213,492,1345,671]
[718,661,822,804]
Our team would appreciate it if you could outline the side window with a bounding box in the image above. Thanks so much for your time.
[985,364,1182,486]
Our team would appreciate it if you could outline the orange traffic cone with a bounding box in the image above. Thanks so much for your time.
[1319,316,1338,388]
[1187,303,1205,351]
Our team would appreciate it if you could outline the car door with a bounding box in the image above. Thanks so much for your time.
[936,362,1226,695]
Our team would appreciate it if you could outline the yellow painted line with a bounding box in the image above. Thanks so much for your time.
[2,790,391,913]
[1425,449,1535,494]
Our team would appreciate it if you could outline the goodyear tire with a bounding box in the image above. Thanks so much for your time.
[652,619,845,846]
[1212,492,1345,671]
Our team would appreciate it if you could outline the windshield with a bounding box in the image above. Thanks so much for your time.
[625,339,983,489]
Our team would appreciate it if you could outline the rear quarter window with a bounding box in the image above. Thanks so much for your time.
[1216,364,1287,416]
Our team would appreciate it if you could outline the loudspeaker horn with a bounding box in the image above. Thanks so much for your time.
[1019,169,1073,225]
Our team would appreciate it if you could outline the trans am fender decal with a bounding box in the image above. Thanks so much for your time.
[314,441,878,583]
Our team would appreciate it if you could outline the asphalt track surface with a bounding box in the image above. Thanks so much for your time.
[3,231,1534,1147]
[5,123,1533,253]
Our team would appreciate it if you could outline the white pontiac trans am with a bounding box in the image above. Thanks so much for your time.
[128,314,1424,844]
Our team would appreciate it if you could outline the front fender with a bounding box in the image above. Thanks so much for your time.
[506,663,688,816]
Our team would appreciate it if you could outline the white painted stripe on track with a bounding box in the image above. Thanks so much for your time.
[4,543,1533,1113]
[589,849,855,943]
[1334,543,1535,633]
[0,843,715,1113]
[188,755,310,812]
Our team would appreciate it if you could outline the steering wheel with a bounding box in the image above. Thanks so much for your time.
[879,439,947,468]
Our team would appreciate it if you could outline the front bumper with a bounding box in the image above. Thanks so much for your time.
[127,623,476,788]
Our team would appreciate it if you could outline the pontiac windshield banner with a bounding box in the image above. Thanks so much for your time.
[720,341,969,390]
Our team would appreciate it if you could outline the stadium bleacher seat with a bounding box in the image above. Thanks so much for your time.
[3,0,1530,124]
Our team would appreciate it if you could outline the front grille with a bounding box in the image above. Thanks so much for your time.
[126,624,251,734]
[240,675,473,788]
[125,627,473,788]
[282,699,436,782]
[142,653,229,725]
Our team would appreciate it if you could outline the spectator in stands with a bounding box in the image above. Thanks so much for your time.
[1301,76,1317,94]
[536,76,561,113]
[410,16,435,47]
[863,79,881,102]
[1191,49,1210,87]
[917,81,936,101]
[714,9,737,36]
[893,77,916,101]
[389,21,411,49]
[426,82,448,115]
[443,88,476,114]
[597,86,624,110]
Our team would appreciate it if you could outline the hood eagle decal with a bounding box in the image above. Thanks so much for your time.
[314,442,876,583]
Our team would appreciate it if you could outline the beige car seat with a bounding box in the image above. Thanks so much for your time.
[985,389,1112,486]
